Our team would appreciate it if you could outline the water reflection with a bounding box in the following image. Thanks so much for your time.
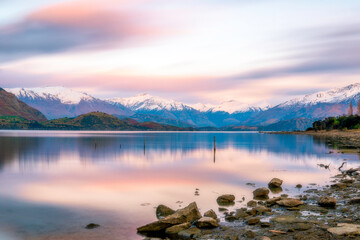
[0,131,358,240]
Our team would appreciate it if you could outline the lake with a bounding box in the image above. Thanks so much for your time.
[0,131,358,240]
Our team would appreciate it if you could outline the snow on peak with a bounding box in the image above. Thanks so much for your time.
[107,93,191,111]
[191,100,268,114]
[280,83,360,107]
[6,87,95,104]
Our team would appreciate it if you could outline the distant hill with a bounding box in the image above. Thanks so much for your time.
[43,112,189,130]
[0,88,47,122]
[117,113,194,128]
[0,112,191,131]
[259,118,314,131]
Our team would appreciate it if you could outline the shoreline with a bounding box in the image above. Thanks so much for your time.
[267,130,360,149]
[138,164,360,239]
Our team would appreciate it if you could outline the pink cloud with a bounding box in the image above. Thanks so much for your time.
[0,0,174,62]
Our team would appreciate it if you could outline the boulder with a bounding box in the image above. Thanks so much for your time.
[318,196,337,207]
[276,198,304,207]
[296,184,302,188]
[195,217,219,228]
[327,223,360,236]
[253,188,270,199]
[137,202,201,233]
[156,204,175,219]
[203,209,217,220]
[268,178,283,188]
[165,222,191,235]
[216,194,235,205]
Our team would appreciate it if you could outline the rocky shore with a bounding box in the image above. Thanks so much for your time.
[268,130,360,149]
[138,168,360,240]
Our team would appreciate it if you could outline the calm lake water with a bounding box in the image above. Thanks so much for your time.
[0,131,359,240]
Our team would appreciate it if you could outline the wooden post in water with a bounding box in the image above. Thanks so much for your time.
[213,136,216,163]
[94,140,97,150]
[143,137,146,155]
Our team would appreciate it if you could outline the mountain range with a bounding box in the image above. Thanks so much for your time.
[5,83,360,131]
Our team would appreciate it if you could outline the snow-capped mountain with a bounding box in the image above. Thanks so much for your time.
[246,83,360,126]
[279,83,360,107]
[107,93,214,127]
[108,93,193,112]
[191,100,268,114]
[5,83,359,130]
[7,87,94,105]
[6,87,133,119]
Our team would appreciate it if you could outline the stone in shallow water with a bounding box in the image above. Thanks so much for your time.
[204,209,217,219]
[216,194,235,205]
[178,227,201,239]
[253,188,269,199]
[268,178,283,188]
[318,196,337,207]
[195,217,219,228]
[271,215,304,224]
[276,198,303,207]
[247,217,261,225]
[349,197,360,204]
[247,200,257,207]
[137,202,201,233]
[85,223,100,229]
[327,223,360,236]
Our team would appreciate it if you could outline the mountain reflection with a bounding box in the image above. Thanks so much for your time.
[0,131,354,171]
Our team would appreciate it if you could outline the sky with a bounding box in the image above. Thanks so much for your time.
[1,0,360,106]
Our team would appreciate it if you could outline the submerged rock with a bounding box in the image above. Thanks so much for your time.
[156,204,175,219]
[349,198,360,205]
[253,188,270,199]
[266,197,282,206]
[85,223,100,229]
[216,194,235,205]
[268,178,283,188]
[195,217,219,228]
[318,196,337,207]
[247,217,261,225]
[327,223,360,236]
[269,186,283,194]
[276,198,303,207]
[271,215,304,224]
[178,227,201,239]
[247,200,257,207]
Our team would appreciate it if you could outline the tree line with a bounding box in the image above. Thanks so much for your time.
[309,100,360,131]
